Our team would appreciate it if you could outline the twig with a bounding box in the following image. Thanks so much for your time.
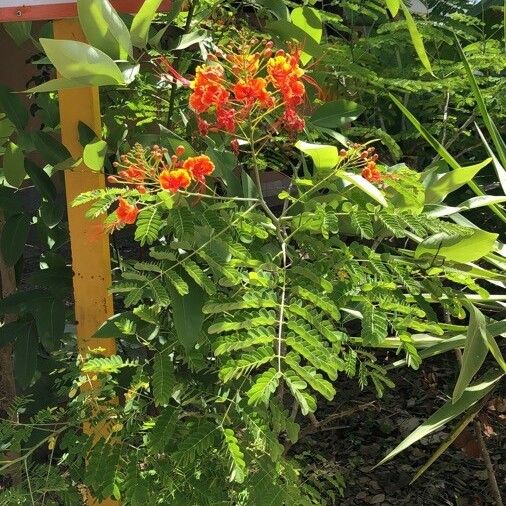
[475,420,504,506]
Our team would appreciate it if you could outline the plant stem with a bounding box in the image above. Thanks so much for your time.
[166,0,198,128]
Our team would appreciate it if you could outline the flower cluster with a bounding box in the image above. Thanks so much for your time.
[108,144,215,226]
[339,144,383,184]
[186,39,308,139]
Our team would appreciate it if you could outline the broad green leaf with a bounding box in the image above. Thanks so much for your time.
[425,159,491,204]
[169,275,207,352]
[340,172,388,207]
[310,100,365,129]
[385,0,400,16]
[453,302,489,403]
[33,297,65,352]
[0,84,29,130]
[153,349,175,406]
[0,289,47,316]
[0,213,30,266]
[77,0,132,59]
[255,0,289,20]
[376,368,503,466]
[291,7,322,64]
[3,21,32,47]
[14,323,38,390]
[83,139,108,172]
[3,141,26,188]
[295,141,339,172]
[0,320,32,349]
[32,131,71,166]
[131,0,164,48]
[415,229,498,264]
[266,20,323,63]
[0,115,15,142]
[25,160,57,202]
[39,38,125,85]
[399,2,432,74]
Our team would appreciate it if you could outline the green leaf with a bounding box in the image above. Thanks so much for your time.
[341,171,388,207]
[310,100,365,129]
[399,2,432,74]
[0,84,29,130]
[291,7,322,64]
[152,348,175,406]
[362,302,388,345]
[77,0,133,60]
[247,368,281,406]
[3,141,26,188]
[169,276,207,352]
[266,20,323,64]
[415,229,498,264]
[0,320,32,349]
[33,297,65,353]
[31,131,72,166]
[14,323,38,390]
[456,40,506,170]
[223,428,247,483]
[295,141,339,172]
[452,302,489,403]
[83,139,108,172]
[390,93,506,223]
[425,159,491,204]
[385,0,400,16]
[26,76,121,93]
[255,0,289,20]
[25,160,57,201]
[134,207,163,246]
[39,38,125,85]
[131,0,164,48]
[376,369,503,466]
[0,213,30,266]
[0,289,47,316]
[149,406,178,452]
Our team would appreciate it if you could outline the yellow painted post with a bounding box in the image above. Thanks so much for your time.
[53,19,119,506]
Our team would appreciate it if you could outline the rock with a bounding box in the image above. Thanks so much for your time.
[368,493,386,504]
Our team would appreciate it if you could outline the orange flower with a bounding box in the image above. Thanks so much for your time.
[267,50,305,108]
[159,169,192,192]
[233,77,274,108]
[183,155,215,183]
[189,64,230,113]
[228,52,260,75]
[361,162,382,183]
[116,198,139,225]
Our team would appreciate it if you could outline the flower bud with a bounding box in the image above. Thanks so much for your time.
[176,145,186,157]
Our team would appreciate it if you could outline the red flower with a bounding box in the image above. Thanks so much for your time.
[282,108,305,133]
[183,155,215,183]
[116,198,139,225]
[125,165,145,181]
[216,107,236,133]
[159,169,192,192]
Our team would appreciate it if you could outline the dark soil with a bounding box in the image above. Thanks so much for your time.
[290,354,505,506]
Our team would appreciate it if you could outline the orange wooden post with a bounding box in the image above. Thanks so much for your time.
[53,19,119,506]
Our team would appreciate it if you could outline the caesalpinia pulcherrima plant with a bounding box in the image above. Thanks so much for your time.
[0,9,494,499]
[65,36,506,504]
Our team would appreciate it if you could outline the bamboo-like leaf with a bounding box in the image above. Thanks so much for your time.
[399,1,432,74]
[376,368,503,466]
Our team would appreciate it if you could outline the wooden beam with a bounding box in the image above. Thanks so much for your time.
[53,19,118,506]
